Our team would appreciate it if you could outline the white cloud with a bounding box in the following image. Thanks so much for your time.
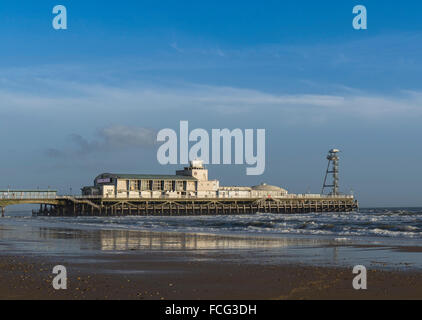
[0,69,421,121]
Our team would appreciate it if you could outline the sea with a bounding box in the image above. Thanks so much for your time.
[2,207,421,240]
[1,208,421,270]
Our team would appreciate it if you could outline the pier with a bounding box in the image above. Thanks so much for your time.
[37,196,358,216]
[0,151,359,217]
[0,194,357,217]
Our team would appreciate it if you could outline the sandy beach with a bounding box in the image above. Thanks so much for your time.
[1,216,422,300]
[1,252,421,300]
[1,242,422,300]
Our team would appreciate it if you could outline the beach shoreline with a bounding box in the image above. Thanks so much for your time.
[0,252,421,300]
[1,210,422,300]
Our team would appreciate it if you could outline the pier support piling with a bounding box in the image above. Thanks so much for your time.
[23,195,357,217]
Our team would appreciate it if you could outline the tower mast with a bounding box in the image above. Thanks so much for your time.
[321,149,340,195]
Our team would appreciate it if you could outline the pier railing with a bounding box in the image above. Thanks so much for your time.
[56,194,355,200]
[0,190,57,200]
[1,191,358,216]
[1,192,354,201]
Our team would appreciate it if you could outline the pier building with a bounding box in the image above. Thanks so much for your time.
[82,160,288,200]
[0,150,359,217]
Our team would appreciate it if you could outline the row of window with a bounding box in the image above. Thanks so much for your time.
[127,180,194,192]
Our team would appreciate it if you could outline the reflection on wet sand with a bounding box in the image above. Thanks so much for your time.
[35,227,330,251]
[1,224,422,270]
[98,230,330,251]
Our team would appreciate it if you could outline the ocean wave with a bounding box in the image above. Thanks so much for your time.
[371,228,419,238]
[2,208,422,240]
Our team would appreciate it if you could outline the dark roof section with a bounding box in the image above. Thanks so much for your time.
[96,173,197,181]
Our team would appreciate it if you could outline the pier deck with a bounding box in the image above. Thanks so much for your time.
[28,195,358,216]
[0,191,358,217]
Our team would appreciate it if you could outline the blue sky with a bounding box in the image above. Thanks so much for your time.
[1,1,422,206]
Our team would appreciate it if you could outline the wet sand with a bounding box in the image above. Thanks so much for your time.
[1,252,421,300]
[0,223,421,300]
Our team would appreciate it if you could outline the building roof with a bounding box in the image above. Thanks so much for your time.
[251,183,287,192]
[96,173,198,181]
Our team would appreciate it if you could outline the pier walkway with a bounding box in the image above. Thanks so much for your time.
[0,190,358,217]
[0,190,59,217]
